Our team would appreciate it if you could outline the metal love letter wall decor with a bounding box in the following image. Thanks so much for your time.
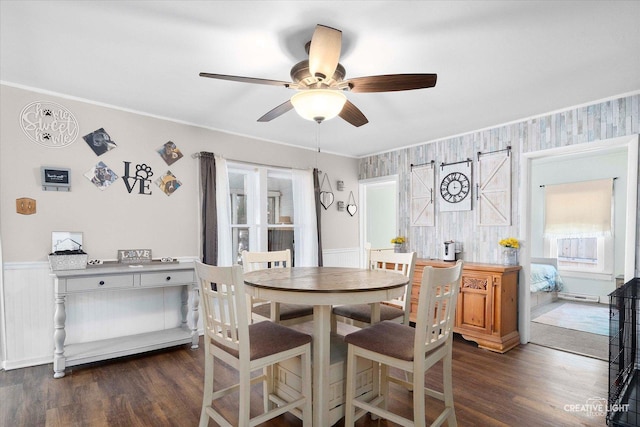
[122,162,154,195]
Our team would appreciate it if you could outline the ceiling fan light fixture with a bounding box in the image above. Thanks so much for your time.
[291,89,347,123]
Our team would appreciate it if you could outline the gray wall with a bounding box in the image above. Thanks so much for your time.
[0,84,360,263]
[359,94,639,277]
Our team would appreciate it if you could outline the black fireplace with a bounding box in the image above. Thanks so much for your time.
[608,278,640,426]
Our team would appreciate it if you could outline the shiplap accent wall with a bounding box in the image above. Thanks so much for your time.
[359,94,640,273]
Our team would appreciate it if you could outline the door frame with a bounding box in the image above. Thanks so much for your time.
[358,175,399,268]
[518,134,639,343]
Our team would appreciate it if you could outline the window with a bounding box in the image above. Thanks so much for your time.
[543,178,614,277]
[546,235,612,276]
[557,237,597,265]
[228,164,294,265]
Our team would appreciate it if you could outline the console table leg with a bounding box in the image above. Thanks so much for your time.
[181,286,188,327]
[190,286,200,349]
[53,294,67,378]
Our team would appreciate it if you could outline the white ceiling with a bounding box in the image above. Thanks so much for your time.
[1,1,639,158]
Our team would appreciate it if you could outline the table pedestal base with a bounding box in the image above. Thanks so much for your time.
[274,333,375,426]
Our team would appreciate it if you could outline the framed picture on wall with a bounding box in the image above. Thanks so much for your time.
[83,128,117,156]
[84,161,118,190]
[157,141,183,165]
[155,171,182,196]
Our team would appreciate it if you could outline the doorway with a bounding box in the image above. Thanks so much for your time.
[519,134,639,348]
[530,299,609,359]
[358,176,398,267]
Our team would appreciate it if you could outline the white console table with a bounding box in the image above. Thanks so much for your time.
[51,262,199,378]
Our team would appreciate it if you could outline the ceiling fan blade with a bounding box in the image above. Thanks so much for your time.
[308,25,342,81]
[199,72,292,88]
[346,74,437,93]
[257,100,294,122]
[339,100,368,127]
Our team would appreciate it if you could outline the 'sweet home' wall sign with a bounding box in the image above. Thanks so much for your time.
[20,101,79,148]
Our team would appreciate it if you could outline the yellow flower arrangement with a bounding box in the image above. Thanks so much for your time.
[391,236,406,244]
[499,237,520,249]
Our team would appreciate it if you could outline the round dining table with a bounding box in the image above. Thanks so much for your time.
[243,266,409,426]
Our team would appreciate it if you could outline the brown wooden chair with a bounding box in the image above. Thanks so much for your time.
[343,261,463,427]
[195,262,312,427]
[241,249,314,325]
[332,250,417,329]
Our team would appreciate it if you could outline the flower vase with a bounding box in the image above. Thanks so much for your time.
[394,244,402,253]
[502,247,518,265]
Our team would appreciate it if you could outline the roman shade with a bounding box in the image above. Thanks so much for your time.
[544,178,614,236]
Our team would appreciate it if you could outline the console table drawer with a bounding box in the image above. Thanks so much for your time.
[140,270,194,287]
[65,274,135,292]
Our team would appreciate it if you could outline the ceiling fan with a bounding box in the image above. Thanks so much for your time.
[200,24,437,127]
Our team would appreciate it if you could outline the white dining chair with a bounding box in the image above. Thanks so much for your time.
[241,249,314,325]
[195,261,312,427]
[333,250,417,330]
[343,261,463,427]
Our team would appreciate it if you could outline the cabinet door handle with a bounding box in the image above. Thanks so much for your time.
[99,280,105,286]
[166,276,171,281]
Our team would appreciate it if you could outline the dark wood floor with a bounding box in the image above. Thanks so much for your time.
[0,334,608,426]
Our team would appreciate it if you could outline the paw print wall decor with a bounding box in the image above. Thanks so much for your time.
[121,161,153,195]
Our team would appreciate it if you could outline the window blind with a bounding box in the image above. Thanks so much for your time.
[543,178,613,236]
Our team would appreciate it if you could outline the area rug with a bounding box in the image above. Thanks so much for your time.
[532,302,609,336]
[529,322,608,360]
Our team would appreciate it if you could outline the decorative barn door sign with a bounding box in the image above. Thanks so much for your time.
[438,158,472,212]
[410,160,435,226]
[477,147,512,226]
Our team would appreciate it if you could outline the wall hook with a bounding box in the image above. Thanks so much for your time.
[16,197,37,215]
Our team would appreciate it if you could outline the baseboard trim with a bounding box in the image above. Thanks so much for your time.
[557,292,600,303]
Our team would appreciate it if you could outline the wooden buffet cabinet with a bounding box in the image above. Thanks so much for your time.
[410,259,521,353]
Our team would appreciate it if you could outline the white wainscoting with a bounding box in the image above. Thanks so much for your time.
[1,251,358,370]
[2,262,54,369]
[1,261,198,370]
[322,247,361,268]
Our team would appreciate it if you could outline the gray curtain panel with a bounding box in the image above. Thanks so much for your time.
[199,152,217,265]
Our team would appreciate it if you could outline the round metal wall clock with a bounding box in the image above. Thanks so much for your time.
[440,172,470,203]
[438,160,473,212]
